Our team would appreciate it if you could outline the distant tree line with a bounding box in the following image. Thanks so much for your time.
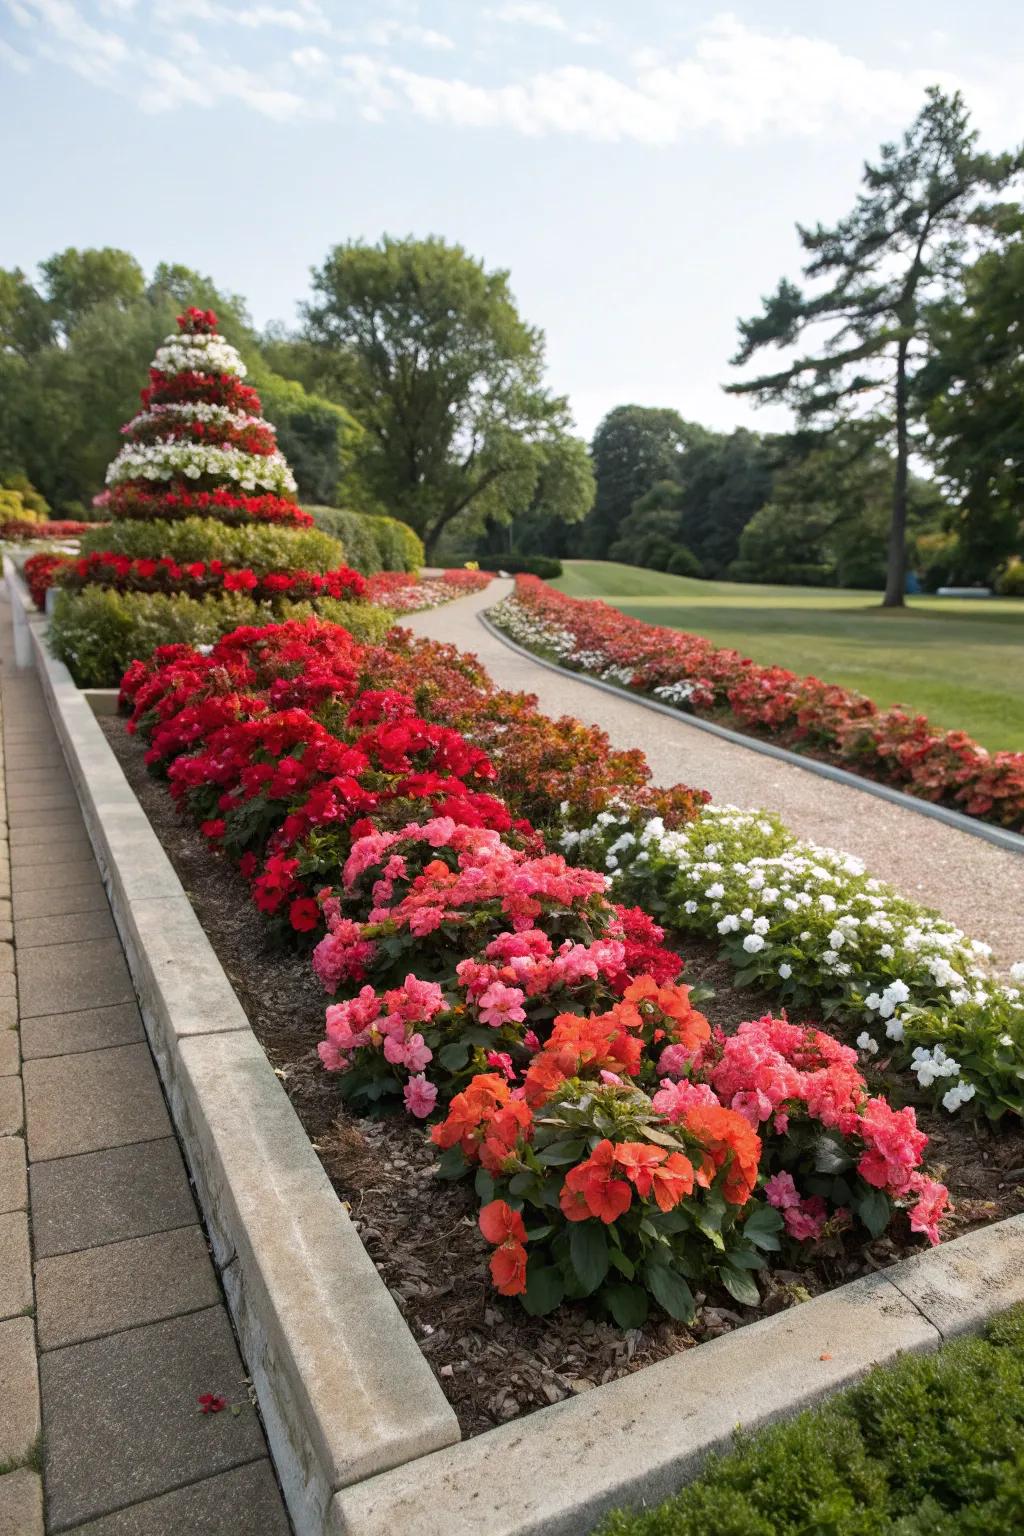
[4,88,1023,596]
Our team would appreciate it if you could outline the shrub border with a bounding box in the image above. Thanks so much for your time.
[4,556,460,1536]
[479,610,1024,858]
[8,558,1024,1536]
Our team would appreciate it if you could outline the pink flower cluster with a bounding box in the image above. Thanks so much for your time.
[320,975,445,1116]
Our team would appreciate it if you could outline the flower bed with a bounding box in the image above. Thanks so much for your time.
[595,1303,1024,1536]
[2,519,95,541]
[365,568,493,612]
[491,576,1024,831]
[120,614,952,1335]
[566,804,1024,1122]
[57,550,368,604]
[24,551,70,610]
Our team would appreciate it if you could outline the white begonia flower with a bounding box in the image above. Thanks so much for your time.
[856,1032,879,1054]
[742,934,766,954]
[778,963,792,979]
[683,900,698,915]
[752,917,770,935]
[717,915,740,934]
[705,883,725,900]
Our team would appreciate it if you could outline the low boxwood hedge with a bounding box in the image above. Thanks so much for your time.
[78,516,346,575]
[596,1305,1024,1535]
[306,506,424,574]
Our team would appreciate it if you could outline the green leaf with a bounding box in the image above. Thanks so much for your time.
[437,1041,470,1071]
[606,1283,649,1329]
[742,1203,784,1251]
[473,1167,495,1203]
[507,1172,536,1198]
[435,1146,468,1181]
[521,1263,565,1317]
[569,1222,610,1295]
[855,1186,892,1238]
[608,1248,635,1280]
[720,1264,761,1308]
[536,1138,587,1166]
[645,1262,695,1322]
[813,1135,853,1175]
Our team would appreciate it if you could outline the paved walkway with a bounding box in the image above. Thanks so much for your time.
[404,580,1024,965]
[0,592,289,1535]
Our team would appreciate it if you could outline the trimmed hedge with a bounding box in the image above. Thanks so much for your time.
[78,516,346,575]
[494,554,564,579]
[596,1305,1024,1536]
[49,586,393,687]
[306,506,424,574]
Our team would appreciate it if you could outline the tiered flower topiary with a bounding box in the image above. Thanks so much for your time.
[49,307,392,685]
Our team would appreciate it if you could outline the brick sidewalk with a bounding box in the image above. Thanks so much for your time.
[0,592,290,1535]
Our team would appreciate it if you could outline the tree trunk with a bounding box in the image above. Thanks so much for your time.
[883,339,910,608]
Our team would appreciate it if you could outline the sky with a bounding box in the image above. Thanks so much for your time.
[3,0,1024,440]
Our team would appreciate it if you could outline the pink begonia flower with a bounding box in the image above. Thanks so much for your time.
[424,817,458,847]
[599,1070,623,1086]
[783,1195,828,1241]
[651,1077,720,1119]
[477,981,527,1028]
[658,1043,698,1079]
[523,1029,541,1054]
[763,1171,800,1210]
[730,1088,775,1127]
[907,1176,950,1246]
[404,1074,438,1118]
[485,1051,516,1081]
[408,906,445,937]
[317,1039,349,1072]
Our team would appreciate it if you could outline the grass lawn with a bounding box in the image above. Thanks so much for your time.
[552,561,1024,753]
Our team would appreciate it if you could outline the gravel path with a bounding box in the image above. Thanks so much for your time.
[404,580,1024,965]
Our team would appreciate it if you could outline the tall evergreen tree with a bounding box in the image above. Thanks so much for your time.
[727,89,1020,606]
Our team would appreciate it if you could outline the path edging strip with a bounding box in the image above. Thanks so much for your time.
[478,611,1024,857]
[3,559,459,1536]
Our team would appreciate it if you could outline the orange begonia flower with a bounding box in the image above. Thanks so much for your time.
[683,1104,761,1206]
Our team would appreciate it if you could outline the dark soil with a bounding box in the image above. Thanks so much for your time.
[103,717,1024,1438]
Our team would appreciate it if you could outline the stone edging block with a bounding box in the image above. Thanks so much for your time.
[5,564,458,1535]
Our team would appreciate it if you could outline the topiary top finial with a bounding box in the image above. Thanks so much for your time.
[177,307,218,335]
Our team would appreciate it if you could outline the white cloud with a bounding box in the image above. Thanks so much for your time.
[290,43,327,70]
[493,2,568,33]
[341,15,967,145]
[362,19,455,52]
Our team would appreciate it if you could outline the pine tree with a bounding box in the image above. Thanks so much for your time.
[727,89,1020,607]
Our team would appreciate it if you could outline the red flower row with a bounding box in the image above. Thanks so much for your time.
[123,415,278,457]
[509,576,1024,830]
[2,520,94,544]
[141,370,263,415]
[99,483,313,528]
[56,551,369,604]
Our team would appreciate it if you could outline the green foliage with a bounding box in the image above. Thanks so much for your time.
[303,235,586,556]
[306,506,424,573]
[79,516,346,574]
[997,557,1024,597]
[728,88,1022,607]
[665,546,703,578]
[49,587,276,687]
[595,1305,1024,1536]
[919,209,1024,581]
[0,249,364,511]
[492,554,563,578]
[731,440,946,590]
[50,585,396,686]
[1,473,49,518]
[585,406,708,558]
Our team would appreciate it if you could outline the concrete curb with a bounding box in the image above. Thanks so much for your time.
[478,612,1024,858]
[330,1218,1024,1536]
[3,560,459,1535]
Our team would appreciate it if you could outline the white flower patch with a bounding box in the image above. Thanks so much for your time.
[106,441,297,497]
[153,333,247,378]
[124,403,275,436]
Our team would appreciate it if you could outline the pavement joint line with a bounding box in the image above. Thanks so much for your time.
[478,609,1024,858]
[44,1452,272,1536]
[35,1294,219,1357]
[26,1218,198,1266]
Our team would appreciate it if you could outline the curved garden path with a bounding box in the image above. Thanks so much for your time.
[405,580,1024,965]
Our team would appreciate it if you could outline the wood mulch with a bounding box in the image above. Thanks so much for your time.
[103,717,1024,1438]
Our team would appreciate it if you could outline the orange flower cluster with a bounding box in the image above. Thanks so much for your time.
[431,1074,533,1174]
[479,1201,528,1295]
[559,1138,695,1224]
